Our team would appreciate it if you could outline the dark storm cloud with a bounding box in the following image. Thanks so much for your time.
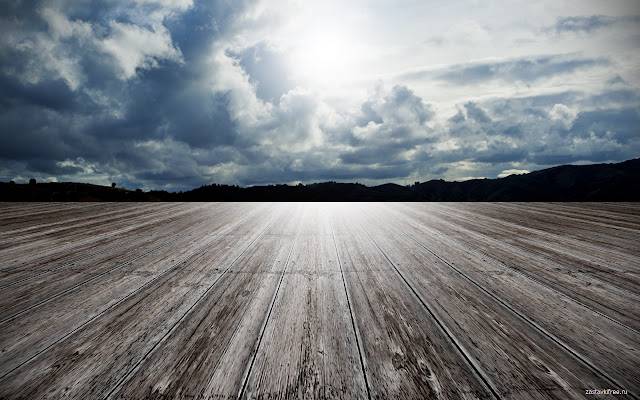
[0,75,77,111]
[553,15,640,33]
[473,148,529,164]
[433,90,640,172]
[0,0,259,187]
[587,89,640,107]
[463,102,491,124]
[82,66,237,148]
[0,105,70,161]
[528,148,629,165]
[338,85,435,169]
[570,108,640,144]
[340,141,418,166]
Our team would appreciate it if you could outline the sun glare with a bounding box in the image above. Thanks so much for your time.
[288,25,362,88]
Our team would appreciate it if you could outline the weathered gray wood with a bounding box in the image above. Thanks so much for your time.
[365,204,637,397]
[0,203,171,246]
[0,204,282,399]
[331,206,495,400]
[453,203,640,256]
[431,203,640,270]
[0,203,104,230]
[0,204,266,379]
[0,204,222,321]
[109,204,298,400]
[391,203,640,328]
[0,203,184,263]
[0,203,638,400]
[0,203,138,236]
[240,204,369,400]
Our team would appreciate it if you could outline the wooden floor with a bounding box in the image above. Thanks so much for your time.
[0,203,638,400]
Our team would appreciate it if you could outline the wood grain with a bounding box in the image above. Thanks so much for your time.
[0,203,637,400]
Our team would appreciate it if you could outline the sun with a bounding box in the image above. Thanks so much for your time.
[288,25,362,89]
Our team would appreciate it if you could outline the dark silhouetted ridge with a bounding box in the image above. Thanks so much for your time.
[1,158,638,201]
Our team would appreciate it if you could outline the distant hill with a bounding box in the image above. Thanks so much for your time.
[1,158,639,201]
[411,158,640,201]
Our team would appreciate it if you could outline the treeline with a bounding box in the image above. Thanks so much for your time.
[1,158,638,201]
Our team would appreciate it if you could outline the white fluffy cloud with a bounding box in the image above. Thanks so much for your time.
[498,169,530,178]
[549,103,578,127]
[101,22,183,79]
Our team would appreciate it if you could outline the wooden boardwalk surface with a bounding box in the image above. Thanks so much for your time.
[0,202,638,400]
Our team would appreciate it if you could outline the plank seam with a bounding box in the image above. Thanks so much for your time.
[236,215,302,400]
[0,205,265,382]
[362,228,503,400]
[0,203,235,289]
[403,230,639,400]
[389,203,640,335]
[473,251,640,336]
[0,251,201,382]
[0,203,175,239]
[0,203,207,275]
[435,202,640,255]
[330,226,373,400]
[0,203,186,263]
[0,229,197,325]
[0,205,265,324]
[103,209,280,400]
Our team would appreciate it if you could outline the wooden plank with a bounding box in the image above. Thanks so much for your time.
[0,204,281,399]
[0,203,215,287]
[240,204,369,399]
[330,205,495,400]
[0,203,182,258]
[0,202,169,243]
[0,203,176,266]
[0,203,141,244]
[0,203,137,235]
[0,204,221,321]
[0,203,102,228]
[506,202,640,227]
[0,203,637,399]
[454,203,640,257]
[428,203,640,277]
[0,203,96,229]
[390,203,640,328]
[0,203,266,379]
[557,202,640,218]
[107,204,300,400]
[366,204,638,397]
[0,203,212,284]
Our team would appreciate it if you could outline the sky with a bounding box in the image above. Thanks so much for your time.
[1,0,639,189]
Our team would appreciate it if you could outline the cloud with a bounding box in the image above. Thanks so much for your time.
[463,102,491,124]
[40,7,93,40]
[1,0,639,188]
[230,42,294,102]
[431,54,609,85]
[339,85,435,168]
[101,22,183,79]
[424,20,491,47]
[498,169,529,178]
[549,103,577,128]
[134,0,193,10]
[434,91,640,170]
[553,15,640,33]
